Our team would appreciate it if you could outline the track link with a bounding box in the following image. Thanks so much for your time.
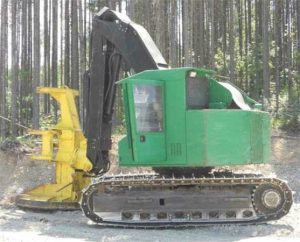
[81,172,293,228]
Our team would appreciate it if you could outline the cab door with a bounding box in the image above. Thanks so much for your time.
[128,80,166,164]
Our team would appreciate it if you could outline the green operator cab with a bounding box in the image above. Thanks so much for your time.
[118,67,270,167]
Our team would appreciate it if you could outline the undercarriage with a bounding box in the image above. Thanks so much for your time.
[81,171,293,228]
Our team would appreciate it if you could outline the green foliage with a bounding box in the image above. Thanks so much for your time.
[273,115,300,133]
[16,135,36,148]
[39,113,58,128]
[18,69,31,80]
[295,51,300,65]
[87,1,98,12]
[0,134,35,150]
[214,47,228,75]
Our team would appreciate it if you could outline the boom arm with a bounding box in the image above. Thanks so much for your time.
[85,7,168,174]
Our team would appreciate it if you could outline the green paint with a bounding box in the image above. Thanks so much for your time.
[118,68,271,168]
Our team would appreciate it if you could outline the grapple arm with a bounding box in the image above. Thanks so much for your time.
[84,7,168,174]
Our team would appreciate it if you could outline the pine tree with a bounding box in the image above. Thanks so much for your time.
[262,0,270,108]
[64,0,70,87]
[229,0,235,82]
[11,0,19,137]
[0,0,8,137]
[71,0,79,90]
[32,0,40,128]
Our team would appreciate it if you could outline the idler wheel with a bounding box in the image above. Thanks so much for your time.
[253,184,285,216]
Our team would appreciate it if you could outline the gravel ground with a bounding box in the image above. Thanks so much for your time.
[0,133,299,242]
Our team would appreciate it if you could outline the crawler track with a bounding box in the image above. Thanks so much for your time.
[81,172,293,228]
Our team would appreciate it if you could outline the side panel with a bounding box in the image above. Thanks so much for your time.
[186,110,271,166]
[209,80,232,108]
[250,111,271,164]
[164,71,187,166]
[205,111,251,165]
[262,113,271,163]
[185,111,205,166]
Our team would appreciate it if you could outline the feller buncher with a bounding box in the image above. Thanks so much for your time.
[16,8,293,228]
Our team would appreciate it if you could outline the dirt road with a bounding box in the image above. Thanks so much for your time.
[0,133,299,242]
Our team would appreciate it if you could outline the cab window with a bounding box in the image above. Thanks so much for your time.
[133,84,163,132]
[186,71,209,109]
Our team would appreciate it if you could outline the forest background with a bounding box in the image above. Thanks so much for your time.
[0,0,299,140]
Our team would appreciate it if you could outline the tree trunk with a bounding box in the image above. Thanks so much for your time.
[251,0,262,99]
[32,0,40,128]
[60,0,64,86]
[20,0,28,131]
[261,0,270,109]
[286,0,293,105]
[244,0,248,91]
[52,0,58,117]
[43,0,49,114]
[198,0,205,67]
[222,0,227,74]
[27,0,33,125]
[0,0,8,137]
[237,0,243,58]
[192,0,200,66]
[64,0,70,86]
[11,0,19,137]
[210,0,215,68]
[79,0,85,119]
[153,0,168,61]
[71,0,79,90]
[237,0,243,86]
[168,0,178,67]
[182,0,192,66]
[296,1,300,72]
[247,0,252,44]
[274,0,281,113]
[229,0,235,83]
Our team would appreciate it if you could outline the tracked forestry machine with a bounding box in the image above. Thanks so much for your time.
[16,8,293,228]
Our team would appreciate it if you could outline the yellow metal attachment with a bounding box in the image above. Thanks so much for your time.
[16,87,93,210]
[29,130,56,161]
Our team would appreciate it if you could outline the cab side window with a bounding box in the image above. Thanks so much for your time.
[133,84,163,132]
[186,71,209,109]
